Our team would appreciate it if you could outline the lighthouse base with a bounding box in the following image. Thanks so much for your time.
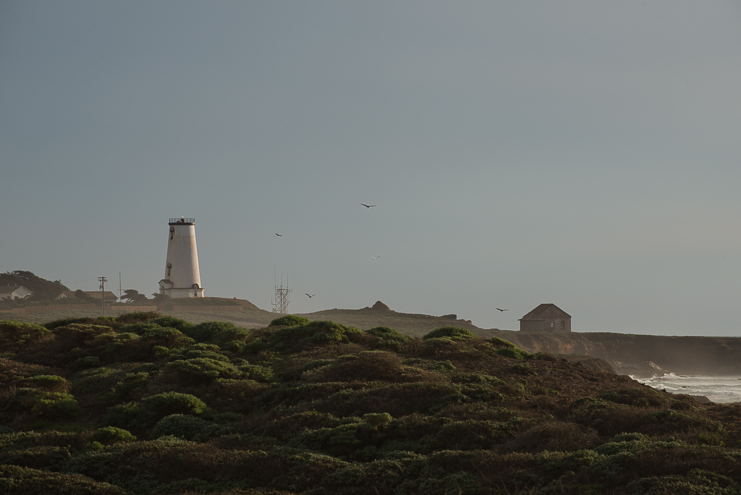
[158,279,204,298]
[161,287,205,298]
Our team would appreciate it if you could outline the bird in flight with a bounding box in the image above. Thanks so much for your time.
[361,204,376,208]
[306,293,315,298]
[496,308,508,312]
[275,233,282,236]
[371,256,380,259]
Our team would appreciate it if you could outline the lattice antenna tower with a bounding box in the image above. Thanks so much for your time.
[272,272,291,314]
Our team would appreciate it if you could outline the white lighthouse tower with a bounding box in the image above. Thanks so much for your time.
[158,217,205,298]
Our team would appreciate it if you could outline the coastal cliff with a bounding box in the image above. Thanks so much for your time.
[485,330,741,377]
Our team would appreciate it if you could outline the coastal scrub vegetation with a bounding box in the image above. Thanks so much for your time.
[1,315,741,493]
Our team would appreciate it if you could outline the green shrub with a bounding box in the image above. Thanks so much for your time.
[494,347,531,359]
[25,375,67,391]
[140,392,208,425]
[403,358,456,371]
[510,363,537,376]
[117,322,163,336]
[288,420,377,457]
[10,388,81,419]
[301,351,405,383]
[108,372,151,401]
[451,372,504,385]
[651,409,723,434]
[153,346,169,358]
[140,327,194,349]
[531,352,558,361]
[115,311,160,324]
[432,419,520,450]
[92,427,136,445]
[163,358,246,385]
[94,332,141,356]
[0,465,128,495]
[489,337,516,348]
[210,327,251,344]
[504,421,599,453]
[0,445,72,471]
[600,387,667,408]
[420,337,458,355]
[105,402,141,429]
[43,317,98,330]
[241,338,269,354]
[73,355,101,369]
[625,469,741,495]
[239,364,274,383]
[0,321,51,351]
[315,383,491,418]
[269,320,363,353]
[366,326,411,351]
[393,472,485,495]
[185,321,243,343]
[150,414,215,441]
[149,316,192,332]
[0,431,91,452]
[33,394,81,419]
[423,326,477,340]
[174,347,230,361]
[364,412,393,428]
[569,397,613,425]
[270,314,311,327]
[52,324,116,351]
[319,458,421,494]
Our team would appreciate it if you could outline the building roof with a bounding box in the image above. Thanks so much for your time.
[0,285,32,294]
[519,303,571,320]
[80,291,118,300]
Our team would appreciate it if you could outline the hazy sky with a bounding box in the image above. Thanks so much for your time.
[2,1,741,336]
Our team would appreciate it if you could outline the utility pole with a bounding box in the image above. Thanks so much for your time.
[98,276,107,316]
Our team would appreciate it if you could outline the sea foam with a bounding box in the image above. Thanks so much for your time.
[635,374,741,404]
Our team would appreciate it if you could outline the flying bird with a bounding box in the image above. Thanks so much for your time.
[306,293,315,298]
[361,204,376,208]
[496,308,508,312]
[275,233,282,236]
[371,256,380,259]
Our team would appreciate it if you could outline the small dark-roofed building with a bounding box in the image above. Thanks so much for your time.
[519,303,571,332]
[80,291,119,303]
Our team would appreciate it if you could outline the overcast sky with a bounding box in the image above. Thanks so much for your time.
[2,1,741,336]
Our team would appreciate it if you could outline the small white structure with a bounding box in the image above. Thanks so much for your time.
[158,217,205,298]
[0,286,33,300]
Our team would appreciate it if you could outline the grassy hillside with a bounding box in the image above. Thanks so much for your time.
[2,305,488,336]
[296,307,484,338]
[1,313,740,494]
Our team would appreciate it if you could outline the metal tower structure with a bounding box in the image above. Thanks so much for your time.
[271,273,291,314]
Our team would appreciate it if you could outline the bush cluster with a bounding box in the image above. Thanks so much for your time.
[0,312,736,494]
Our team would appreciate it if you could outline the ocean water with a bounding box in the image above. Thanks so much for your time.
[635,374,741,404]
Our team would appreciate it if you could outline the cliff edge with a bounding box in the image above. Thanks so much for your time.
[485,330,741,377]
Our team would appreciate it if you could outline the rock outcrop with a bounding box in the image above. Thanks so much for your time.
[372,301,391,311]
